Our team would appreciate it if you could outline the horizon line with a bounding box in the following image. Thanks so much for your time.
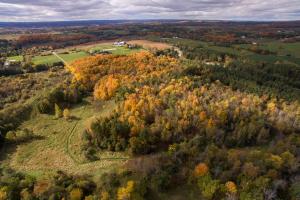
[1,19,300,23]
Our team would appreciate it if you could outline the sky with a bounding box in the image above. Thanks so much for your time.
[0,0,299,22]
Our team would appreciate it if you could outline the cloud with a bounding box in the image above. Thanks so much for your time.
[0,0,299,22]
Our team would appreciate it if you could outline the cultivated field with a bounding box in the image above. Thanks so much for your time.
[7,39,174,66]
[169,38,300,65]
[32,51,89,65]
[128,40,173,50]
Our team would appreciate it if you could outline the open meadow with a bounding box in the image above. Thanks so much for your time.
[7,40,172,66]
[0,97,128,180]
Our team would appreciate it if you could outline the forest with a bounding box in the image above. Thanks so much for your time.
[0,21,299,200]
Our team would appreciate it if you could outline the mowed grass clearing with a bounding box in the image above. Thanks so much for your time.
[89,44,143,55]
[32,51,89,65]
[236,42,300,58]
[9,43,144,66]
[1,98,128,178]
[168,38,300,65]
[7,55,23,62]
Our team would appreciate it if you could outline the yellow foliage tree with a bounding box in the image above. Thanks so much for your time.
[267,101,277,113]
[84,195,94,200]
[0,186,8,200]
[94,75,120,100]
[225,181,237,194]
[117,180,135,200]
[70,188,83,200]
[100,191,109,200]
[207,118,216,129]
[199,111,207,122]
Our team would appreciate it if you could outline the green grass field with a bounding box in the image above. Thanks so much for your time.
[32,51,89,65]
[260,42,300,58]
[233,42,300,64]
[89,44,142,55]
[236,42,300,58]
[8,43,142,66]
[168,38,300,65]
[7,55,23,62]
[1,99,128,178]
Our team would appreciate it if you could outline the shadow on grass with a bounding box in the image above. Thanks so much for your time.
[69,116,81,121]
[0,135,45,163]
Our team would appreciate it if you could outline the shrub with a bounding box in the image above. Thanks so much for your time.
[37,98,53,114]
[69,188,83,200]
[34,64,48,72]
[5,131,16,140]
[20,188,32,200]
[198,175,220,200]
[150,170,172,192]
[52,61,65,67]
[55,104,63,118]
[63,109,71,120]
[100,191,109,200]
[0,186,8,200]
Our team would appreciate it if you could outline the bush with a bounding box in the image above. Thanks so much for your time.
[5,131,16,140]
[36,85,83,115]
[69,188,83,200]
[63,109,71,120]
[198,174,220,200]
[52,61,65,67]
[129,136,151,155]
[37,98,53,114]
[0,103,33,138]
[55,104,63,118]
[34,64,48,72]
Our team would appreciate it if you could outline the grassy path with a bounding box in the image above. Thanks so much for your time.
[65,102,88,164]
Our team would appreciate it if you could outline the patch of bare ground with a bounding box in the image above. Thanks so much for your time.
[127,40,172,50]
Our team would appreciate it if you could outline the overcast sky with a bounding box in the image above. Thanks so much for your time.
[0,0,299,22]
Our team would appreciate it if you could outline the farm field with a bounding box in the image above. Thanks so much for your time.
[7,40,174,66]
[89,44,142,55]
[168,38,300,65]
[7,55,23,62]
[0,34,21,40]
[128,40,173,49]
[8,42,145,66]
[32,51,89,65]
[236,41,300,58]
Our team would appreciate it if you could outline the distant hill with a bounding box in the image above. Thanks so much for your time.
[0,19,179,28]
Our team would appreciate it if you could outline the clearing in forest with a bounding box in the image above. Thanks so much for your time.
[0,99,128,179]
